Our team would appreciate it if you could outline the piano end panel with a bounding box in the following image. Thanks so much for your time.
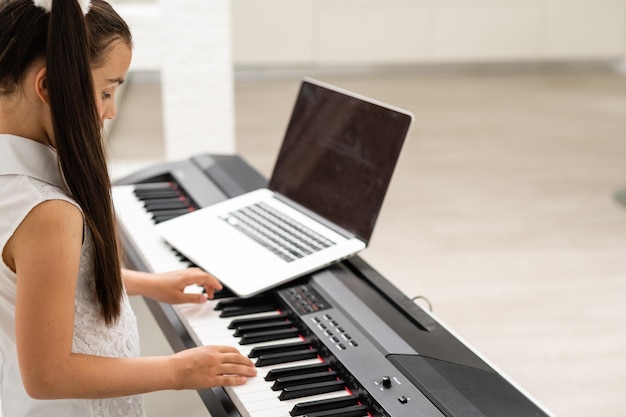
[388,354,551,417]
[192,154,268,198]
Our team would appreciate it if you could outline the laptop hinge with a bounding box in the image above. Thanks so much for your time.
[272,193,364,242]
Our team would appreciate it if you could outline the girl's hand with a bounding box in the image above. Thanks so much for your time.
[172,345,257,389]
[123,267,223,304]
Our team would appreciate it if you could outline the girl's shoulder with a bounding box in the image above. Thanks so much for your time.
[0,174,82,245]
[0,173,78,209]
[1,174,83,275]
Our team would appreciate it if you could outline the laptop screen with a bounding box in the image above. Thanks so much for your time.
[269,79,413,243]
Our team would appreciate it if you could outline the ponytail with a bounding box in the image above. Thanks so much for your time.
[46,0,123,325]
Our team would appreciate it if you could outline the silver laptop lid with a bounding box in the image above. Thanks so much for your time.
[269,78,413,243]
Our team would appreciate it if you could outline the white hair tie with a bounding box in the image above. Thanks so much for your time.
[33,0,92,15]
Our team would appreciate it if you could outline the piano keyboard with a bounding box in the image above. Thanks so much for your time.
[177,298,371,417]
[113,181,437,417]
[112,183,374,415]
[113,182,198,273]
[113,156,555,417]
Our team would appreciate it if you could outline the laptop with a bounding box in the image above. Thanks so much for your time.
[156,78,413,298]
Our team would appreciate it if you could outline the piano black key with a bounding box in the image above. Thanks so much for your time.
[256,348,319,367]
[279,379,346,401]
[134,189,180,199]
[216,297,278,317]
[212,286,236,299]
[149,208,192,218]
[290,394,361,416]
[132,182,173,191]
[233,319,294,337]
[153,213,185,224]
[239,327,300,345]
[219,303,278,318]
[265,362,329,381]
[215,297,275,310]
[228,312,289,329]
[303,404,369,417]
[143,199,190,211]
[250,340,311,358]
[272,371,338,391]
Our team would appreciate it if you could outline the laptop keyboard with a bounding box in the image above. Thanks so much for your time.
[221,202,336,262]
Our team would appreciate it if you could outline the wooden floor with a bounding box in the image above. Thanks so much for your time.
[110,66,626,417]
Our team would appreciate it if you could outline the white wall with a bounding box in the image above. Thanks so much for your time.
[231,0,626,68]
[107,0,626,158]
[112,0,235,158]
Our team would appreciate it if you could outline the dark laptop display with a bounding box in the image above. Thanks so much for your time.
[271,80,412,242]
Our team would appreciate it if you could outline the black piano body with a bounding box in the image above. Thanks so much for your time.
[113,154,552,417]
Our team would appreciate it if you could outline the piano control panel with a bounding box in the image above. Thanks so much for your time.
[277,283,444,417]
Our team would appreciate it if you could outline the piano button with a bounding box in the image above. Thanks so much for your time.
[272,371,338,391]
[265,362,329,381]
[233,320,294,337]
[290,394,361,416]
[255,348,318,367]
[249,341,311,358]
[239,328,300,345]
[279,379,346,401]
[303,404,370,417]
[229,312,289,329]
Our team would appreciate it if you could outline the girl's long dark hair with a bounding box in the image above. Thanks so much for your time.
[0,0,132,325]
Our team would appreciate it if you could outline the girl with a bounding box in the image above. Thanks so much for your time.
[0,0,256,416]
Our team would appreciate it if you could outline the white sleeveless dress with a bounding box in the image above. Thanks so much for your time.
[0,134,145,417]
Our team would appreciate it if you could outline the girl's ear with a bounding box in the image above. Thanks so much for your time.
[34,65,49,104]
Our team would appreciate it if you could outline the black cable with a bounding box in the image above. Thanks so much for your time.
[411,295,433,312]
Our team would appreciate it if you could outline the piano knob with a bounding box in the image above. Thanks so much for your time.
[381,376,392,389]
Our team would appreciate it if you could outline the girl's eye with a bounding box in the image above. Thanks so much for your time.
[102,92,112,101]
